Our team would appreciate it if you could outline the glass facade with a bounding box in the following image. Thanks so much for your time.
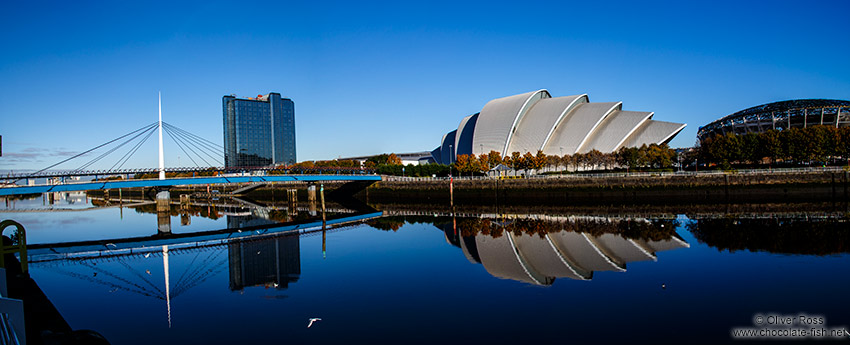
[223,93,296,168]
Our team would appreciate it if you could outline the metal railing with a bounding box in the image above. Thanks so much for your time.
[381,166,847,181]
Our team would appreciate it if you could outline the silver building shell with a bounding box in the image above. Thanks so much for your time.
[432,89,685,164]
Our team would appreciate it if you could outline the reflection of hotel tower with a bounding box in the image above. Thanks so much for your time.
[227,216,301,291]
[441,218,689,285]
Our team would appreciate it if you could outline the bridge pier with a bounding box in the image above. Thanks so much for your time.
[179,194,191,226]
[287,189,298,216]
[308,185,317,216]
[156,191,172,235]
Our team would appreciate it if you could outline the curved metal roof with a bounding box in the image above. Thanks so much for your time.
[578,110,653,153]
[437,90,686,159]
[507,95,587,154]
[455,113,480,156]
[439,130,457,165]
[621,120,686,148]
[472,90,550,156]
[544,102,622,155]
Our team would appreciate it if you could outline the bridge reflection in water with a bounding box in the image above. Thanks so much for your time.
[436,217,689,285]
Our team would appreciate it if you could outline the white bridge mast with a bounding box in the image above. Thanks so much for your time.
[158,92,165,180]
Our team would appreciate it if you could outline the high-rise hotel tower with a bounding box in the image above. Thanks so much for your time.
[223,92,296,167]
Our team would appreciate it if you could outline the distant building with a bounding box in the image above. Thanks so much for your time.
[223,92,296,167]
[697,99,850,142]
[339,151,435,166]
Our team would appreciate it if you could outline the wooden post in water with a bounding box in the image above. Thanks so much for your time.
[320,183,326,225]
[450,176,454,207]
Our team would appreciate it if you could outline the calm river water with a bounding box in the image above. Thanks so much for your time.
[2,193,849,344]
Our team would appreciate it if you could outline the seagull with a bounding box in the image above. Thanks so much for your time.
[307,318,322,328]
[145,270,152,275]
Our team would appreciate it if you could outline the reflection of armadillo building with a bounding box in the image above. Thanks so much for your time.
[228,234,301,291]
[442,219,688,285]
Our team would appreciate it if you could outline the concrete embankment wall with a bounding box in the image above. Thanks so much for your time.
[361,171,850,205]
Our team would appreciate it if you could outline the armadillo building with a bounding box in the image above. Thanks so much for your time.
[431,89,685,164]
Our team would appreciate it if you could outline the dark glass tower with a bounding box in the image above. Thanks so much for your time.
[223,92,296,168]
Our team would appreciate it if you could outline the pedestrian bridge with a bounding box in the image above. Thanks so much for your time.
[0,174,382,196]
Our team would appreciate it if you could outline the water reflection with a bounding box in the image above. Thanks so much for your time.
[688,217,850,255]
[436,217,688,285]
[228,234,301,291]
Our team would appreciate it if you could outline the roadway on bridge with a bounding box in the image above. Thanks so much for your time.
[0,174,382,196]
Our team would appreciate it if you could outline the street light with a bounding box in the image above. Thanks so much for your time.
[560,147,564,175]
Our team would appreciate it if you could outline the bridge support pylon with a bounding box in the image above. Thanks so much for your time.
[156,190,171,235]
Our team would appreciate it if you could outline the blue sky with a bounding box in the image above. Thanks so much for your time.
[1,0,848,170]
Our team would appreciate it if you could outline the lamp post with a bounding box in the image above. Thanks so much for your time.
[560,147,564,175]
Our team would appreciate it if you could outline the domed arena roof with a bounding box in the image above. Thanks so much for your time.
[697,99,850,142]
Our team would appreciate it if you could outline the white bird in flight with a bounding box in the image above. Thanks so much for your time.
[307,318,322,328]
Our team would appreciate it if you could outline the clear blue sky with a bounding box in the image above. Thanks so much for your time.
[2,0,848,171]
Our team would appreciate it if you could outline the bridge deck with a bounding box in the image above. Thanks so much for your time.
[0,175,381,196]
[27,211,384,263]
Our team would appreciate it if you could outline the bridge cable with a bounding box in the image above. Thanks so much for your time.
[163,126,209,167]
[162,125,214,166]
[110,125,158,172]
[163,123,224,165]
[163,126,203,167]
[15,122,157,183]
[163,124,223,166]
[73,124,158,173]
[163,122,224,150]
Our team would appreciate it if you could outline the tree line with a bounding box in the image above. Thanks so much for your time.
[279,145,678,177]
[697,125,850,169]
[451,144,676,175]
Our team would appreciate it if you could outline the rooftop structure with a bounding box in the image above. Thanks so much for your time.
[697,99,850,142]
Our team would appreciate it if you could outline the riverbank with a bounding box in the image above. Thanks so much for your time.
[360,170,850,205]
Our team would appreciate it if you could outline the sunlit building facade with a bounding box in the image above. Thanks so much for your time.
[697,99,850,142]
[223,92,296,167]
[431,89,685,164]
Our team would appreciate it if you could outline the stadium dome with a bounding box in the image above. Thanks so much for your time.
[697,99,850,142]
[431,90,686,164]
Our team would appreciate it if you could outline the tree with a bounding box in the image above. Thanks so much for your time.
[584,150,603,170]
[618,147,641,170]
[484,150,502,170]
[386,153,402,165]
[560,154,574,172]
[454,154,481,176]
[521,151,536,175]
[758,129,783,165]
[546,153,561,172]
[532,150,548,173]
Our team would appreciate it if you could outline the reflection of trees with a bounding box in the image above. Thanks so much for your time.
[457,218,678,240]
[371,216,680,240]
[125,203,221,220]
[687,218,849,255]
[367,218,405,231]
